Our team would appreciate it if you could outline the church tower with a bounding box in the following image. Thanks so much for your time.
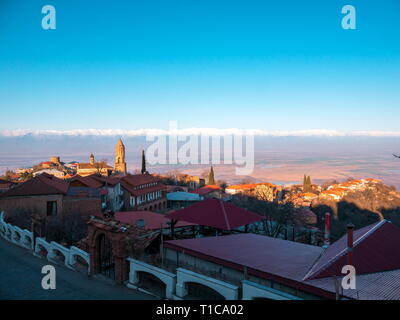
[114,138,127,174]
[89,153,95,165]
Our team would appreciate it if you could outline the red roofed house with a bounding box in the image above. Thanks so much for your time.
[69,174,125,212]
[120,173,167,212]
[166,198,263,231]
[190,185,222,199]
[67,173,167,212]
[76,153,114,177]
[126,219,400,300]
[225,182,275,195]
[0,173,101,221]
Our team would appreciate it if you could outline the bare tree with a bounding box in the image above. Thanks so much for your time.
[253,184,275,202]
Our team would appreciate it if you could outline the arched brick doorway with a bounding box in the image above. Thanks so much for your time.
[87,218,128,285]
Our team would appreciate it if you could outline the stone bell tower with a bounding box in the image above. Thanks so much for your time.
[114,138,127,174]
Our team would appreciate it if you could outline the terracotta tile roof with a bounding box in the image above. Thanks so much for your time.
[303,192,318,198]
[119,174,165,196]
[89,175,121,186]
[69,175,104,188]
[121,173,160,187]
[365,178,381,183]
[0,174,69,197]
[121,182,166,196]
[166,199,263,230]
[226,182,274,190]
[190,185,222,195]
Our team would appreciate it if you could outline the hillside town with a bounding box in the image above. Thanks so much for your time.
[1,138,400,300]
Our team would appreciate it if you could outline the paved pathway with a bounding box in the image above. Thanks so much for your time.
[0,238,156,300]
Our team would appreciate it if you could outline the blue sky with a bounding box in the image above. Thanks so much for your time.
[0,0,399,132]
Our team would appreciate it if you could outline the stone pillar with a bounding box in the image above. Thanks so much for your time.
[176,282,187,298]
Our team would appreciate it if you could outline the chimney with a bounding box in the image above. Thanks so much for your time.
[347,223,355,266]
[323,212,331,248]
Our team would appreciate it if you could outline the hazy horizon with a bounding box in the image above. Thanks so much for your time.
[1,134,399,189]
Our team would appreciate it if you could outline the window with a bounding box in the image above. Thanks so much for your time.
[46,201,57,216]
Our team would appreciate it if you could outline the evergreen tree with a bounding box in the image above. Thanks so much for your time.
[141,150,147,174]
[208,166,216,185]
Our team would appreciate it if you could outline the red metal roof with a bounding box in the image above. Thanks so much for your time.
[165,199,263,230]
[165,233,323,283]
[165,220,400,300]
[112,211,194,230]
[0,174,69,197]
[304,220,400,280]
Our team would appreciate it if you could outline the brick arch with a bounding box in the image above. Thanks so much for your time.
[89,230,108,248]
[87,219,128,285]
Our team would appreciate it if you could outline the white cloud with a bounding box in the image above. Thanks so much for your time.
[1,128,400,137]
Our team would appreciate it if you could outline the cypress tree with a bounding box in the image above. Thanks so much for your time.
[208,166,216,185]
[141,149,146,174]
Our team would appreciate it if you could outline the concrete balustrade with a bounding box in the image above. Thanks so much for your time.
[69,246,90,273]
[0,211,90,274]
[176,268,239,300]
[127,258,176,299]
[126,258,240,300]
[0,212,32,249]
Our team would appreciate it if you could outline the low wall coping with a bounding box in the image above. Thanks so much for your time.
[177,267,239,290]
[128,258,176,278]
